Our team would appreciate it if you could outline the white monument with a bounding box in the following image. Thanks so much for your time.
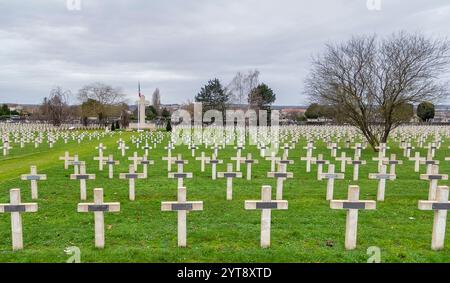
[129,83,155,131]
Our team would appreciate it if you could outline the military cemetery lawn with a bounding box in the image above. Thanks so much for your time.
[0,131,449,263]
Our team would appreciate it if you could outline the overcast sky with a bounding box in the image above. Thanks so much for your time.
[1,0,450,105]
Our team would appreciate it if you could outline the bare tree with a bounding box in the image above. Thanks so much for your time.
[78,82,125,105]
[78,82,126,122]
[244,69,260,98]
[152,88,161,114]
[227,72,245,104]
[181,99,195,117]
[40,86,71,126]
[120,106,131,129]
[305,32,450,150]
[227,70,260,105]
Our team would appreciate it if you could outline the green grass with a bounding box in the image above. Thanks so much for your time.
[0,130,449,263]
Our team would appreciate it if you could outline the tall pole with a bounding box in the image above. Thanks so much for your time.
[138,81,141,132]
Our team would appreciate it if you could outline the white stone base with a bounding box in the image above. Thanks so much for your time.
[128,123,156,130]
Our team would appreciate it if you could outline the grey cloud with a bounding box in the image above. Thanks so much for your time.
[0,0,449,105]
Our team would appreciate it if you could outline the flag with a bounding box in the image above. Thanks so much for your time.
[138,81,141,98]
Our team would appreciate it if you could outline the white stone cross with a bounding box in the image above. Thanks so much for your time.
[77,188,120,249]
[70,163,96,200]
[303,142,316,157]
[335,151,351,173]
[277,155,294,171]
[94,143,107,171]
[189,144,198,157]
[119,165,145,201]
[217,163,242,200]
[312,154,330,180]
[0,189,38,250]
[234,144,245,157]
[330,185,376,250]
[420,157,440,175]
[265,152,281,173]
[300,154,316,173]
[372,151,388,172]
[320,164,344,200]
[243,153,259,180]
[347,157,366,181]
[382,154,403,175]
[128,152,143,172]
[425,142,437,158]
[418,185,450,250]
[351,143,364,158]
[1,140,12,156]
[20,165,47,199]
[369,164,396,201]
[327,142,340,157]
[68,155,84,175]
[104,154,120,179]
[59,151,73,170]
[195,152,210,172]
[139,155,154,178]
[267,163,293,200]
[420,165,448,201]
[403,142,414,158]
[142,142,152,156]
[168,155,192,187]
[161,186,203,247]
[118,141,129,157]
[162,149,177,172]
[211,143,222,157]
[409,152,426,173]
[257,144,267,157]
[245,185,288,248]
[206,154,223,180]
[231,151,246,172]
[282,143,293,158]
[375,143,389,156]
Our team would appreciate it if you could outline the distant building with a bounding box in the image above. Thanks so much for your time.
[433,105,450,123]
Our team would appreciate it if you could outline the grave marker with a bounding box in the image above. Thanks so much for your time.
[320,164,344,200]
[59,151,73,170]
[217,163,242,200]
[0,189,38,250]
[418,186,450,250]
[330,185,376,250]
[409,152,425,173]
[245,185,288,248]
[267,163,293,200]
[104,154,120,179]
[119,165,145,201]
[77,188,120,249]
[206,154,223,180]
[195,152,210,172]
[312,154,330,181]
[70,164,96,200]
[20,166,47,199]
[161,186,203,247]
[420,165,448,201]
[335,152,351,173]
[369,164,396,201]
[168,155,192,187]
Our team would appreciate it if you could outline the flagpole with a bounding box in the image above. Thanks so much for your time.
[138,81,141,132]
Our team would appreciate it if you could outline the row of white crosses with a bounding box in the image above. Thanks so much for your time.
[2,131,449,251]
[0,164,46,250]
